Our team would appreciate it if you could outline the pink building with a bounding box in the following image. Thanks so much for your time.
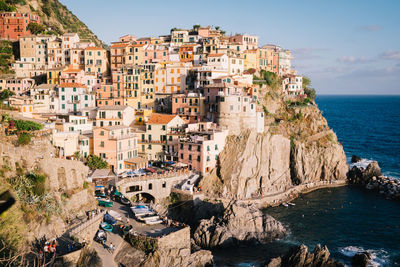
[60,65,85,84]
[5,77,34,95]
[93,125,138,174]
[143,44,169,64]
[171,92,205,123]
[178,123,228,174]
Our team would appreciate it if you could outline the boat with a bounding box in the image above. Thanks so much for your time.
[107,210,123,221]
[145,218,163,225]
[100,222,113,232]
[120,196,131,205]
[94,229,107,244]
[98,198,113,207]
[130,204,153,217]
[113,190,122,197]
[136,212,160,223]
[104,213,117,225]
[282,202,289,207]
[288,202,296,206]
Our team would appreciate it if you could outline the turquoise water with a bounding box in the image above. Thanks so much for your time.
[213,96,400,266]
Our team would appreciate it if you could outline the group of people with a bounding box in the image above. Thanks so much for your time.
[107,242,116,254]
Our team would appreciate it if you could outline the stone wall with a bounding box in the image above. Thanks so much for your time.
[69,211,105,243]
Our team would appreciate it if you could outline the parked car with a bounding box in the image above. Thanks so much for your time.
[104,213,117,225]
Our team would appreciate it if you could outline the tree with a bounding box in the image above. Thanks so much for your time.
[215,26,220,31]
[27,22,46,35]
[304,87,316,100]
[0,89,14,101]
[74,151,81,161]
[302,76,311,88]
[87,155,108,170]
[192,24,200,31]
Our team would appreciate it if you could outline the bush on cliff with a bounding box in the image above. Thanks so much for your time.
[17,133,31,145]
[14,120,43,131]
[87,155,108,170]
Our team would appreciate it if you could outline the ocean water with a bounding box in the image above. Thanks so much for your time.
[213,95,400,266]
[317,95,400,178]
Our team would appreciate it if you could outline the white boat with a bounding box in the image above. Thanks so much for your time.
[107,210,123,221]
[130,204,154,217]
[288,202,296,206]
[145,218,163,225]
[282,202,289,207]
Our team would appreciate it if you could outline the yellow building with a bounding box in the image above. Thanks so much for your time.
[243,49,258,70]
[47,67,63,84]
[121,65,155,110]
[125,44,145,65]
[84,47,109,77]
[135,109,153,125]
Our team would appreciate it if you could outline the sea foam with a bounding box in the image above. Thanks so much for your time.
[338,246,389,267]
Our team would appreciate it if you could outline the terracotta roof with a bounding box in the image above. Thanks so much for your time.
[59,83,87,89]
[208,53,225,57]
[111,43,129,48]
[147,114,179,125]
[181,44,198,47]
[130,43,146,47]
[85,46,104,51]
[63,65,83,73]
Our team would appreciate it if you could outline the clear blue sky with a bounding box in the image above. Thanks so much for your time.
[60,0,400,95]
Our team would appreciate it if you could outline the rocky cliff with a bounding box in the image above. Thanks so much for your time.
[193,201,286,248]
[200,85,348,202]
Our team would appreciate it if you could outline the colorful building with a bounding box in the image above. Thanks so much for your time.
[171,92,205,123]
[93,125,138,174]
[0,12,40,41]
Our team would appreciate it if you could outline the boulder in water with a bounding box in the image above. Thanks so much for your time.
[265,244,344,267]
[351,252,372,267]
[351,155,362,163]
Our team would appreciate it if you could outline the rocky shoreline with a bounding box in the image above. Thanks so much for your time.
[348,156,400,200]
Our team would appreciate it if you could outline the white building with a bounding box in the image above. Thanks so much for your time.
[57,83,96,114]
[95,105,135,127]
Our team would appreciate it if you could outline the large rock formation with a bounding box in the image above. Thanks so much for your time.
[265,244,344,267]
[348,158,400,200]
[193,201,286,248]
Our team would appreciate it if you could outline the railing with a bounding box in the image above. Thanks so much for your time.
[118,169,192,184]
[69,210,106,238]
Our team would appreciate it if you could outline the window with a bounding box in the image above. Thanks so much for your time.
[61,104,65,109]
[189,155,192,161]
[207,156,210,161]
[148,125,151,130]
[100,141,104,147]
[162,125,166,130]
[180,153,183,159]
[188,144,192,151]
[207,145,210,151]
[61,95,65,100]
[162,182,166,188]
[100,131,104,136]
[215,144,218,150]
[197,155,201,162]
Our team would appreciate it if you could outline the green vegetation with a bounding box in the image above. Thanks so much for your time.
[127,234,158,254]
[168,192,181,204]
[87,155,108,170]
[14,119,43,131]
[27,22,46,34]
[0,41,15,74]
[0,89,14,101]
[302,76,316,100]
[0,0,16,11]
[17,132,31,145]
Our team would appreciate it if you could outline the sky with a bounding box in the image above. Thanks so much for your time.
[59,0,400,95]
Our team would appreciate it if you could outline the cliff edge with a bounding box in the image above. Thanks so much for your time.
[200,85,348,203]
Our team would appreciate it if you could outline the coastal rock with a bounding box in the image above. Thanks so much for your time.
[351,252,372,267]
[351,155,362,163]
[348,161,382,185]
[193,201,286,248]
[265,244,344,267]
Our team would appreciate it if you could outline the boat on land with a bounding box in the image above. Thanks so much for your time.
[288,202,296,206]
[130,204,163,225]
[282,202,289,207]
[104,213,117,225]
[107,210,123,221]
[100,222,113,232]
[98,198,113,207]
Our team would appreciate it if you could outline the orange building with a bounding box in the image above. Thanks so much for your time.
[179,44,198,63]
[0,12,40,41]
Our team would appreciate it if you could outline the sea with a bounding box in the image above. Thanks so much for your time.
[213,95,400,266]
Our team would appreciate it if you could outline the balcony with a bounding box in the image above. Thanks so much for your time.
[67,100,80,104]
[139,139,167,144]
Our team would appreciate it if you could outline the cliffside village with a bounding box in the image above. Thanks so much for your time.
[1,12,305,191]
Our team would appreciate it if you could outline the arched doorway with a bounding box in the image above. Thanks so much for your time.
[131,192,155,203]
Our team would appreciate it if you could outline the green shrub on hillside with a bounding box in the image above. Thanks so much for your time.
[18,133,31,145]
[87,155,108,170]
[28,22,46,34]
[14,120,43,131]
